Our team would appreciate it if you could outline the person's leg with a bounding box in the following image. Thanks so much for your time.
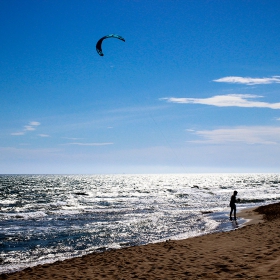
[233,205,236,220]
[230,207,233,220]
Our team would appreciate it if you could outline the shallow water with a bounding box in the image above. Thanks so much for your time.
[0,173,279,274]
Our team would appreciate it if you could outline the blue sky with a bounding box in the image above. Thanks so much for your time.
[1,0,280,174]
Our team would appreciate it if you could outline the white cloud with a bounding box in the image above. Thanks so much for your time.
[11,132,25,136]
[62,137,84,140]
[29,121,40,126]
[67,142,113,146]
[187,126,280,145]
[163,94,280,109]
[25,121,40,131]
[24,126,36,131]
[213,76,280,85]
[38,134,50,137]
[11,121,41,136]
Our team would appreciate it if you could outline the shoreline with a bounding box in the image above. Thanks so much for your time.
[1,202,280,279]
[238,206,264,226]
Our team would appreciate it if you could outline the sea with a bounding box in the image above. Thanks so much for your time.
[1,173,280,274]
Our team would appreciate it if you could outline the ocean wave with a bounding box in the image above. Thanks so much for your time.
[1,173,280,275]
[0,211,48,220]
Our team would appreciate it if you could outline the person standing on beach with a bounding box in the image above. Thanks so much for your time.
[230,190,238,221]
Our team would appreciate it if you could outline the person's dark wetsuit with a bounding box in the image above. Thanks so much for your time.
[230,191,238,221]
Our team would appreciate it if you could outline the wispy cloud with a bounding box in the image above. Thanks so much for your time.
[11,132,25,136]
[162,94,280,109]
[67,142,113,146]
[107,105,167,114]
[38,134,50,137]
[24,125,36,131]
[29,121,40,126]
[11,121,41,136]
[187,126,280,145]
[62,137,84,140]
[213,76,280,85]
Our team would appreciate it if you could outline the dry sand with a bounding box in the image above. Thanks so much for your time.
[1,202,280,280]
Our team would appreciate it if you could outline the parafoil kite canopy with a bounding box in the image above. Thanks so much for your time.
[96,34,125,56]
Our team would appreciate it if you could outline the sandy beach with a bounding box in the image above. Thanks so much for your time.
[1,202,280,280]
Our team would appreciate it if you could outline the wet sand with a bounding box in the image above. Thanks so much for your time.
[1,202,280,280]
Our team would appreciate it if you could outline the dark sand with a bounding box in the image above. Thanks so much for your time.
[1,202,280,280]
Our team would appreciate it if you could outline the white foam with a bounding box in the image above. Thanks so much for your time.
[0,199,17,205]
[48,209,81,215]
[2,211,47,220]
